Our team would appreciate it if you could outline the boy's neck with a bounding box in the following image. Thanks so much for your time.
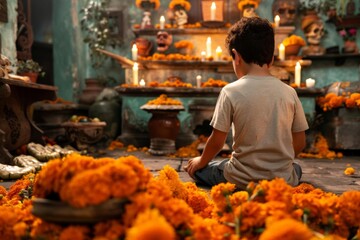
[243,63,271,77]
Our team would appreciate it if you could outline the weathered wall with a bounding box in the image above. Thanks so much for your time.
[0,1,18,64]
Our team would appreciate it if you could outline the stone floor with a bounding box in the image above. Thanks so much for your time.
[1,148,360,195]
[103,149,360,195]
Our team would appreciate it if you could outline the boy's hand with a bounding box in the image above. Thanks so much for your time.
[184,156,206,179]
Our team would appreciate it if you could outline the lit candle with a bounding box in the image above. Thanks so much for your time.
[139,78,146,87]
[274,15,280,27]
[306,78,315,88]
[196,75,202,88]
[206,37,212,57]
[133,63,139,85]
[279,43,285,61]
[215,46,222,61]
[159,15,165,30]
[132,44,138,61]
[295,61,301,87]
[201,51,206,61]
[210,2,216,21]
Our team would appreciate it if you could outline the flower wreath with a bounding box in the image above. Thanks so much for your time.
[169,0,192,11]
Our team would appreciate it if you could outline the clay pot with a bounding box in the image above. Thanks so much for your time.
[132,38,153,57]
[20,72,39,83]
[343,40,359,54]
[78,79,104,105]
[285,44,302,57]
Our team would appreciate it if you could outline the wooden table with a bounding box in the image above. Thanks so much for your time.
[0,78,57,164]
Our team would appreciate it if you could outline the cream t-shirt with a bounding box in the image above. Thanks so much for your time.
[210,75,309,189]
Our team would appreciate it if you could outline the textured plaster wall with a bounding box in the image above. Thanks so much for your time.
[0,1,18,64]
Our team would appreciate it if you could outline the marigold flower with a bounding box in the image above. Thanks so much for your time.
[125,208,176,240]
[259,218,313,240]
[158,198,194,228]
[94,220,125,240]
[338,191,360,228]
[118,155,152,190]
[344,167,355,175]
[211,182,236,212]
[59,226,90,240]
[234,201,267,233]
[157,165,188,201]
[184,183,213,216]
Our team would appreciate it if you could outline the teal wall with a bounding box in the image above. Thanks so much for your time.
[0,1,18,65]
[52,0,360,103]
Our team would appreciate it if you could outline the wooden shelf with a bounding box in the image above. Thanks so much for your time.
[115,86,221,97]
[303,53,360,66]
[133,27,228,36]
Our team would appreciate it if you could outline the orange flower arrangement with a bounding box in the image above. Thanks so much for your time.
[298,134,343,159]
[282,35,306,47]
[174,40,194,49]
[146,94,183,105]
[169,0,191,11]
[317,92,360,111]
[201,78,228,88]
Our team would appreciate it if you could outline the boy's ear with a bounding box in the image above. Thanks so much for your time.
[232,49,241,64]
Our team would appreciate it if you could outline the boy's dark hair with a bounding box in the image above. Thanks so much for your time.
[225,17,274,66]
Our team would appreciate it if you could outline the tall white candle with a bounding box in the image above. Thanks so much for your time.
[132,44,138,61]
[215,46,222,61]
[206,37,212,57]
[196,75,202,88]
[159,15,165,30]
[210,2,216,21]
[279,43,285,61]
[274,15,280,27]
[133,63,139,85]
[295,61,301,87]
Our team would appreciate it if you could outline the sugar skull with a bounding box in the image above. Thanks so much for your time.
[156,31,173,52]
[272,0,298,26]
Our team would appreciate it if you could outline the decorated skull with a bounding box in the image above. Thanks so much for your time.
[174,9,188,28]
[156,31,173,52]
[272,0,298,26]
[304,21,325,45]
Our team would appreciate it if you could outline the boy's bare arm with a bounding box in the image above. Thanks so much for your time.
[185,128,228,178]
[292,131,306,157]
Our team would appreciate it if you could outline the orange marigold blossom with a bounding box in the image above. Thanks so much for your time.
[125,208,176,240]
[156,165,188,201]
[30,218,63,239]
[93,220,125,240]
[59,226,90,240]
[338,191,360,228]
[187,215,213,240]
[157,198,194,228]
[118,155,152,190]
[184,182,213,217]
[259,218,314,240]
[344,167,355,175]
[234,201,267,233]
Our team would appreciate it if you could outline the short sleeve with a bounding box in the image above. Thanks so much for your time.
[210,89,232,133]
[292,96,309,133]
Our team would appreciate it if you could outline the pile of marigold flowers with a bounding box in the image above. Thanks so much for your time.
[146,94,183,106]
[202,78,229,88]
[1,154,359,239]
[317,92,360,111]
[298,134,343,159]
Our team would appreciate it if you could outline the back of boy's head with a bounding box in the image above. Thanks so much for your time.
[226,17,274,66]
